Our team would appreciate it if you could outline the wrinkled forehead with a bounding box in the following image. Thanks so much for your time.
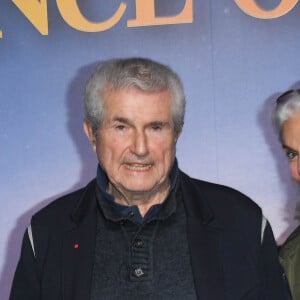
[102,85,173,104]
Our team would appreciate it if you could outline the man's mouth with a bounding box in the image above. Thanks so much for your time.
[123,163,153,171]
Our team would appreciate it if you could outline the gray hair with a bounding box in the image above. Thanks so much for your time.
[272,89,300,142]
[83,57,185,135]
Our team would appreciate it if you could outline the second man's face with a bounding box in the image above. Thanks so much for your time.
[90,86,178,198]
[282,111,300,182]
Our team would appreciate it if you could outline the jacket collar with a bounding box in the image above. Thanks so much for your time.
[71,179,98,225]
[179,171,225,299]
[179,171,215,224]
[70,169,217,225]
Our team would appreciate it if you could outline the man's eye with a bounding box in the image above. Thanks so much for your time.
[150,123,164,131]
[116,125,126,131]
[151,125,162,131]
[286,151,297,160]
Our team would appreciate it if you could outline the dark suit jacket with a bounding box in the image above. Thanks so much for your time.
[10,171,288,300]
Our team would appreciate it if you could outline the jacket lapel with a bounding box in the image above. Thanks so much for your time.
[61,180,98,300]
[180,172,225,299]
[187,217,224,299]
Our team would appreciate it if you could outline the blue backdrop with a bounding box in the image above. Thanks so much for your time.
[1,1,300,298]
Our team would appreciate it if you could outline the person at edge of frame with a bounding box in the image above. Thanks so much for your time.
[10,57,290,300]
[272,89,300,300]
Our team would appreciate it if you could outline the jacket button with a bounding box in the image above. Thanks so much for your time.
[133,239,144,248]
[128,211,134,218]
[133,267,144,277]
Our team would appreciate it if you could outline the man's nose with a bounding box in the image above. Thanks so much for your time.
[131,131,149,156]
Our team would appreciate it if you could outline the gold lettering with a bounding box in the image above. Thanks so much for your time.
[235,0,298,18]
[56,0,126,32]
[128,0,193,27]
[12,0,48,35]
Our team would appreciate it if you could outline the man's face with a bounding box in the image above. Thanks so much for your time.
[85,87,179,197]
[282,111,300,182]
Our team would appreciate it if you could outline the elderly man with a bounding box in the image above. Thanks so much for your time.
[10,58,288,299]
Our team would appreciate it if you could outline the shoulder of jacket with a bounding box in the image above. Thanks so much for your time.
[32,179,96,222]
[179,170,264,241]
[280,225,300,258]
[179,170,260,212]
[27,179,96,259]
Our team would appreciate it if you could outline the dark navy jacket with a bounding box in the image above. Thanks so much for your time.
[10,171,289,300]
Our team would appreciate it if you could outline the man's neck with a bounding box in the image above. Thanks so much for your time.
[107,181,171,217]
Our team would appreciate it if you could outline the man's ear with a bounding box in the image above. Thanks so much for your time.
[174,129,182,144]
[83,121,97,152]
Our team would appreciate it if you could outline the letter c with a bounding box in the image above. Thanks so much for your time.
[57,0,127,32]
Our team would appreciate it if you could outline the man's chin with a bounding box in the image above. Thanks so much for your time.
[122,186,154,195]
